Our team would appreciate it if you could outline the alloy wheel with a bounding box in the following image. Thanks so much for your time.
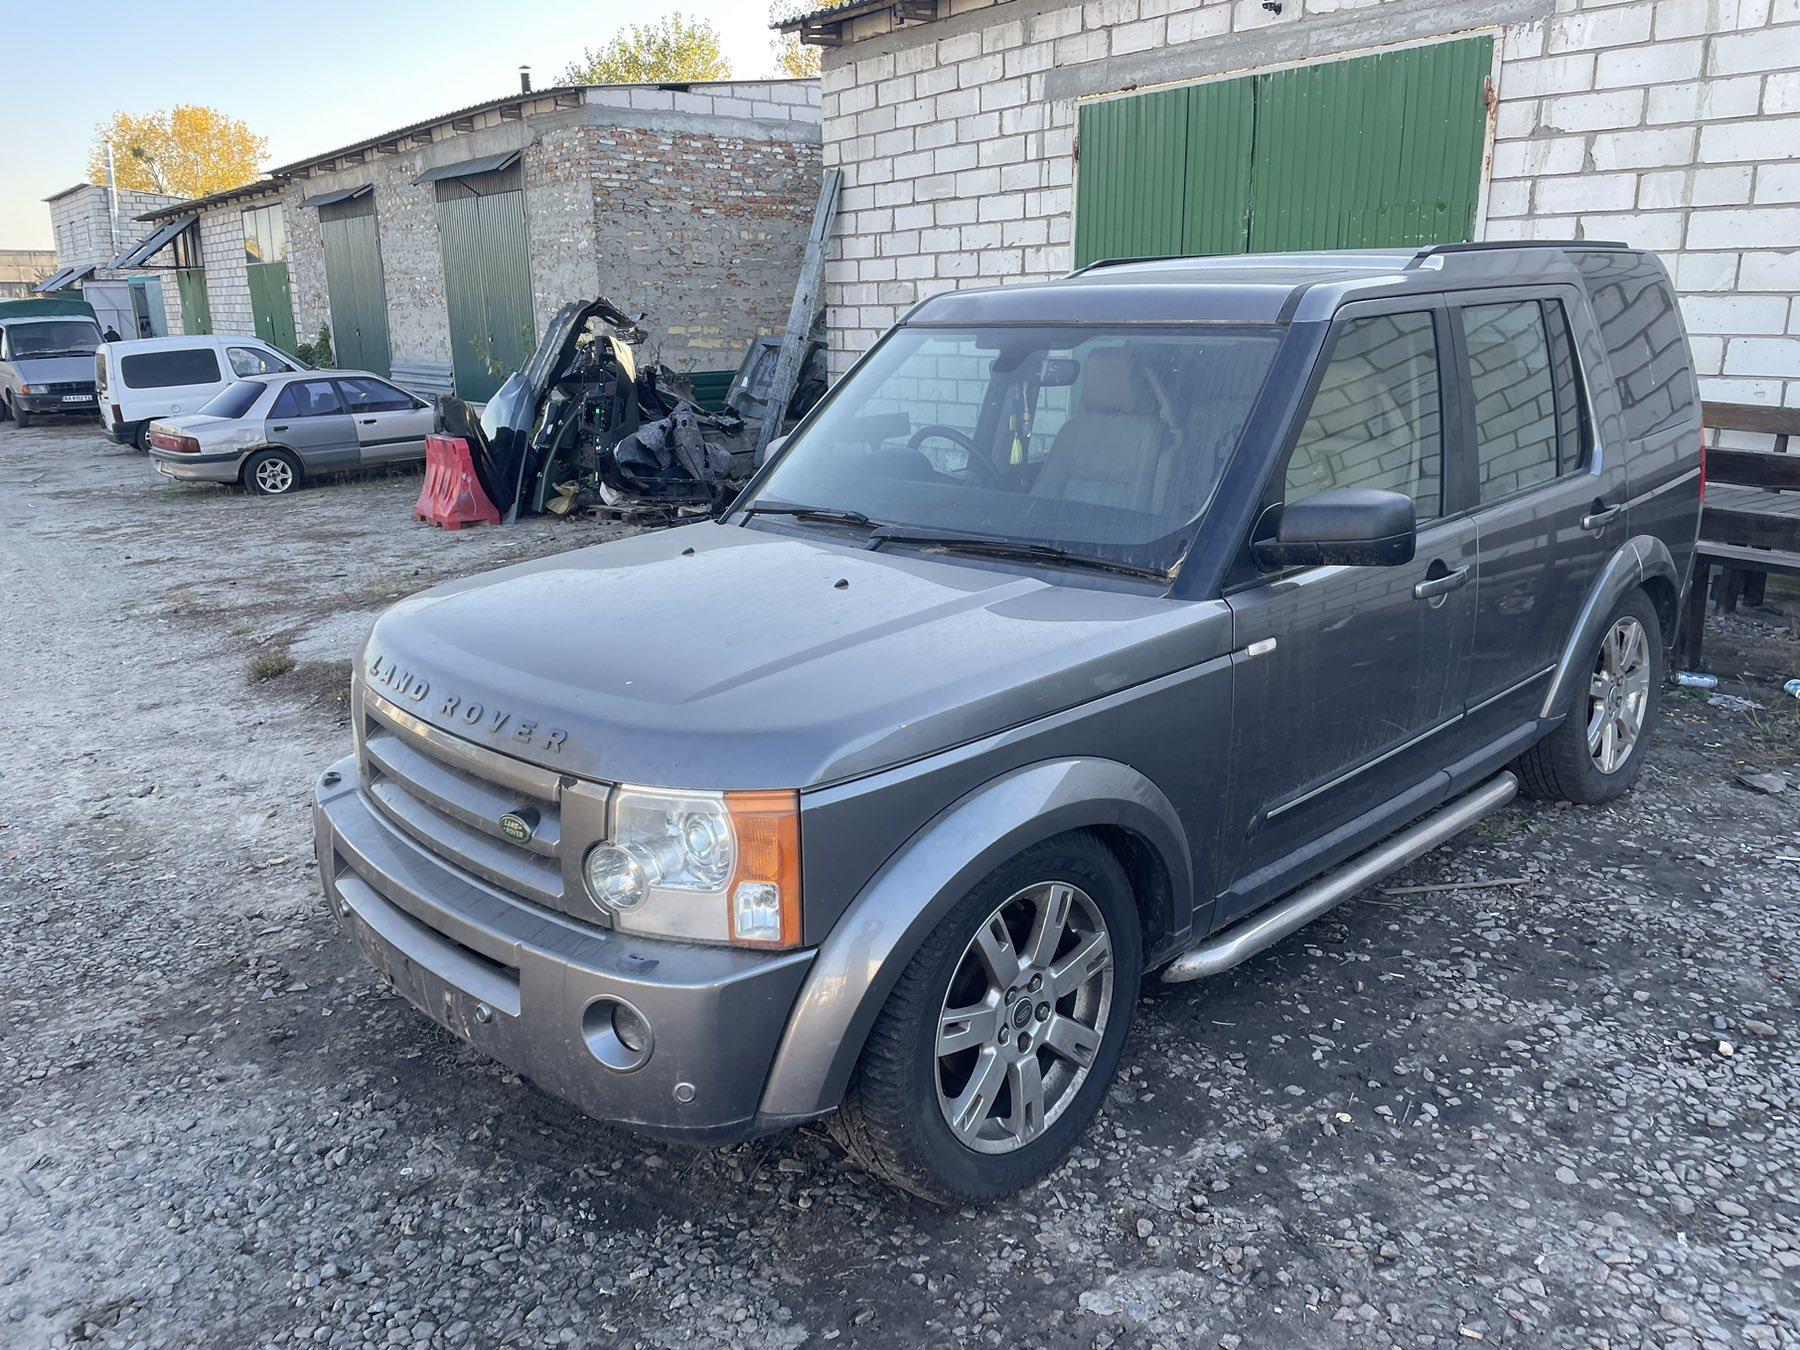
[255,458,294,494]
[933,881,1114,1155]
[1587,615,1651,774]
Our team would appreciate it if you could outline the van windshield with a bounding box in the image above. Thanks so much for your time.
[5,320,103,359]
[742,324,1281,575]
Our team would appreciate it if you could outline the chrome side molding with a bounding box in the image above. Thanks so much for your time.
[1161,771,1519,984]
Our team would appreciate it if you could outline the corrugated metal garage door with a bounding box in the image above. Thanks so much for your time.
[319,198,392,378]
[174,268,211,335]
[247,262,297,354]
[1074,37,1493,266]
[435,167,534,404]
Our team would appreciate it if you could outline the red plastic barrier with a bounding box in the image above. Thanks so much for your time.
[414,434,501,531]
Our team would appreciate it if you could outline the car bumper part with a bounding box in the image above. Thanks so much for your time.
[149,450,240,482]
[312,758,814,1143]
[20,394,97,413]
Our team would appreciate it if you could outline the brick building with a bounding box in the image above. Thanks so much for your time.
[782,0,1800,410]
[100,79,823,401]
[0,248,56,300]
[38,183,188,333]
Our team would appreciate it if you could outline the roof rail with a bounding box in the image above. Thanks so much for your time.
[1064,253,1204,278]
[1405,239,1629,268]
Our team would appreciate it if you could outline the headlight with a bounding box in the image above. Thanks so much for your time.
[583,787,801,949]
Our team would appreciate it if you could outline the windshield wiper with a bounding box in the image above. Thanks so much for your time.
[868,529,1170,582]
[740,502,878,530]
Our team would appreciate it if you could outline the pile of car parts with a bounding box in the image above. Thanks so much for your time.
[435,297,753,525]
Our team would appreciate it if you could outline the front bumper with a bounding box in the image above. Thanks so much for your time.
[312,759,814,1142]
[150,449,241,482]
[19,393,97,414]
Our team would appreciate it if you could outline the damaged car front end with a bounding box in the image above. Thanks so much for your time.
[441,298,749,523]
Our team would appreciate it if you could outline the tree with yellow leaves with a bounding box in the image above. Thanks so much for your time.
[560,13,732,85]
[768,1,853,79]
[88,106,266,199]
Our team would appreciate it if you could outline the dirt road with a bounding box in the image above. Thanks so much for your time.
[3,421,1797,1349]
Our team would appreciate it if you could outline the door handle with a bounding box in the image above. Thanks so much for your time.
[1582,502,1622,530]
[360,418,377,425]
[1414,565,1471,602]
[271,424,289,432]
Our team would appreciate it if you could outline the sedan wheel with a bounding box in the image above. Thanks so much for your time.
[934,882,1113,1154]
[1587,614,1651,775]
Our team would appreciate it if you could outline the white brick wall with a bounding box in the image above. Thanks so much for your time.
[815,0,1800,407]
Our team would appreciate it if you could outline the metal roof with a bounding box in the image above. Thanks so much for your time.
[41,183,97,203]
[264,86,590,177]
[776,0,955,44]
[412,150,520,186]
[109,213,197,269]
[296,183,373,210]
[137,179,284,222]
[34,264,94,293]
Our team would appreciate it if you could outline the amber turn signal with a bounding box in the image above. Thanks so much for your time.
[724,790,802,948]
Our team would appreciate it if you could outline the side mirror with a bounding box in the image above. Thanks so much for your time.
[757,433,789,469]
[1252,488,1417,569]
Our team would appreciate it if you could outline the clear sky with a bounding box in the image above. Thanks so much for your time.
[3,1,789,250]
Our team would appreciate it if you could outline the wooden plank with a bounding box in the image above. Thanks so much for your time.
[1706,447,1800,491]
[754,169,843,463]
[1701,505,1800,552]
[1703,400,1800,437]
[1695,541,1800,574]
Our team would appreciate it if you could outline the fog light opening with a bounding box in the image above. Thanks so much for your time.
[581,996,654,1073]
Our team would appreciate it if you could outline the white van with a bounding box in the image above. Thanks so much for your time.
[96,335,306,451]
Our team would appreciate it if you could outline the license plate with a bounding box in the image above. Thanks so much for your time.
[61,395,91,404]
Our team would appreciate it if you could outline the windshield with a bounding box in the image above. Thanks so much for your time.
[744,324,1281,574]
[198,381,265,420]
[5,320,103,359]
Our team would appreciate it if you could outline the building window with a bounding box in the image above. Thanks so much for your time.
[243,204,287,265]
[170,222,203,271]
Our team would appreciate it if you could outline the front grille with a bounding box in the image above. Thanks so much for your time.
[40,381,94,395]
[356,686,610,925]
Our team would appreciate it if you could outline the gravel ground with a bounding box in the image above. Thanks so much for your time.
[3,419,1798,1350]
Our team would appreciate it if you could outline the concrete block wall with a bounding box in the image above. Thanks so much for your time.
[524,125,598,341]
[813,0,1800,408]
[48,185,186,275]
[193,199,274,339]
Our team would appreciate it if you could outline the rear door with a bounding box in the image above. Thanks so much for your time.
[1449,290,1623,751]
[118,344,224,420]
[336,376,433,463]
[1221,299,1477,921]
[267,378,358,471]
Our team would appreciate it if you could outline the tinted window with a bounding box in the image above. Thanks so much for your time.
[1284,312,1442,522]
[337,376,415,413]
[1573,252,1695,440]
[270,380,347,419]
[1463,302,1559,502]
[228,346,290,377]
[198,382,265,420]
[1545,299,1586,474]
[120,347,222,388]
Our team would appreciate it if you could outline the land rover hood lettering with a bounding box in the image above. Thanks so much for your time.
[365,651,569,754]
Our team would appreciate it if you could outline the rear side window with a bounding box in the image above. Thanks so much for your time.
[120,347,221,389]
[1573,252,1695,439]
[1284,311,1443,522]
[337,376,416,413]
[270,379,346,419]
[1462,301,1559,502]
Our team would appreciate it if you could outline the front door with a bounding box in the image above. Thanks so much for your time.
[336,376,433,463]
[1221,302,1476,923]
[1450,291,1624,748]
[267,378,358,471]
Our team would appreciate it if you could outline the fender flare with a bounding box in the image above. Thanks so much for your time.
[757,757,1192,1120]
[1538,535,1678,720]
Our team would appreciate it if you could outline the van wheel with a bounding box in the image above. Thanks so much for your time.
[0,394,11,422]
[1516,589,1663,805]
[132,422,153,453]
[12,399,31,429]
[244,449,301,496]
[831,832,1141,1204]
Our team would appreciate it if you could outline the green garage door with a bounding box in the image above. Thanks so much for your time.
[319,196,392,378]
[247,262,297,353]
[174,267,212,335]
[1075,37,1493,265]
[434,164,534,403]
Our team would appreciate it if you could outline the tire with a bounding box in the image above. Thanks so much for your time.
[244,449,301,497]
[12,399,31,429]
[132,422,153,454]
[0,393,10,423]
[1515,589,1663,805]
[831,831,1143,1204]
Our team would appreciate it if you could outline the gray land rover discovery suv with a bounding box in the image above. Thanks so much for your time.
[313,243,1702,1202]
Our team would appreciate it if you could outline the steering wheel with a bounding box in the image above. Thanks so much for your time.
[908,424,1004,487]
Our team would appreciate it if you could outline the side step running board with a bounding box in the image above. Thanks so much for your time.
[1161,771,1519,984]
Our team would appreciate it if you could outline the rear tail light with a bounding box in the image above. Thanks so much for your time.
[149,430,201,454]
[1698,430,1707,501]
[110,403,123,426]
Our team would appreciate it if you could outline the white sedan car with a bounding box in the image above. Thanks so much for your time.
[147,370,433,496]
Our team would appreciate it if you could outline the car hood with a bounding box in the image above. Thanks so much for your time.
[11,354,94,383]
[359,522,1221,789]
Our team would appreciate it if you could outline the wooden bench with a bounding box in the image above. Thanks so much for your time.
[1678,401,1800,670]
